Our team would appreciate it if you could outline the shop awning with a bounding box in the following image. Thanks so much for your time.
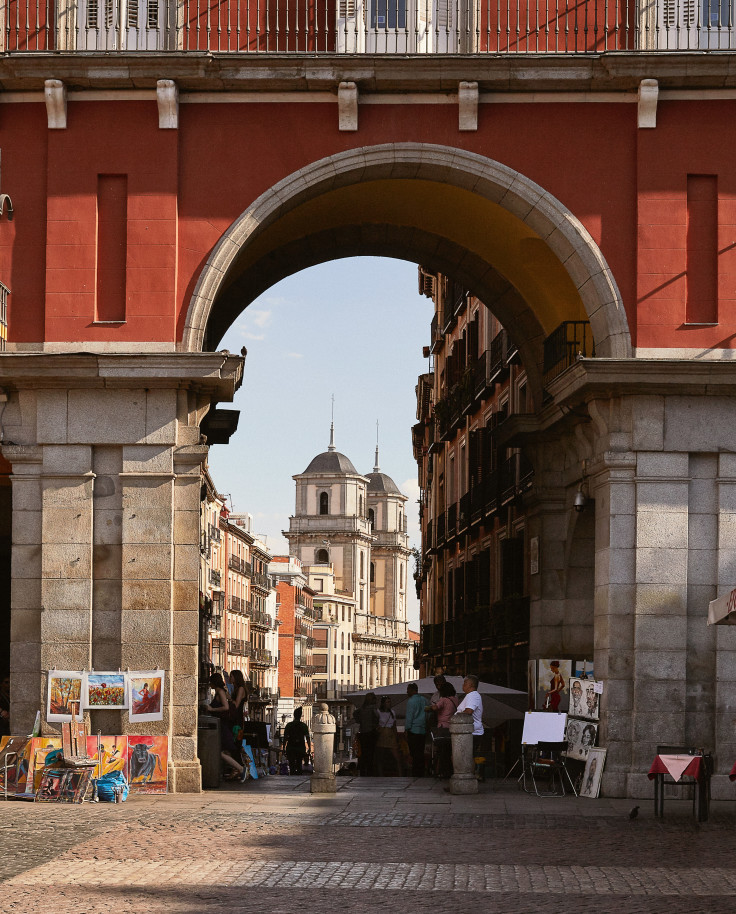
[707,587,736,625]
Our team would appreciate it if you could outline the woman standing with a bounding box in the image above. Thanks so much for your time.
[206,672,246,782]
[375,697,404,776]
[431,681,459,778]
[353,692,379,776]
[229,670,248,731]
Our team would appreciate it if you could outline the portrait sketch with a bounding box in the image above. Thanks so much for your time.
[568,678,586,718]
[580,748,607,798]
[565,720,597,761]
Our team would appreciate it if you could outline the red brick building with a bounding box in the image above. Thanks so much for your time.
[270,556,315,724]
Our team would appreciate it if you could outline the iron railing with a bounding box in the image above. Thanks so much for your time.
[4,1,736,54]
[543,320,595,387]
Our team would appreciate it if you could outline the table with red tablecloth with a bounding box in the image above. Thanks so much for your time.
[648,753,710,821]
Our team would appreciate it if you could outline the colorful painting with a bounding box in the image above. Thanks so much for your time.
[127,671,165,723]
[580,748,606,799]
[536,659,572,713]
[0,736,29,793]
[36,766,94,804]
[18,737,62,794]
[126,735,168,794]
[565,718,597,761]
[83,672,127,710]
[47,670,84,722]
[86,736,128,780]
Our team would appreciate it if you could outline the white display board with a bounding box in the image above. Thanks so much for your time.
[521,711,568,745]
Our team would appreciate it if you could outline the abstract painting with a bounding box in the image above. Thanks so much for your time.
[126,735,168,794]
[127,671,165,722]
[86,736,128,780]
[47,670,84,722]
[536,659,572,713]
[580,748,606,798]
[83,672,127,710]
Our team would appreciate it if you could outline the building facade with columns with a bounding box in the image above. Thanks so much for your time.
[285,432,415,694]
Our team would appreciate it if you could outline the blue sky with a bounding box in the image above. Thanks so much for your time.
[208,256,434,629]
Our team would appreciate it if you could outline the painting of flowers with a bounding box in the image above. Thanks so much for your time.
[83,672,127,710]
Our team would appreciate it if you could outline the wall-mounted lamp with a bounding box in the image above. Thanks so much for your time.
[573,485,587,512]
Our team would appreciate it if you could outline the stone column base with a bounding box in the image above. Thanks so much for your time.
[310,774,337,794]
[450,773,478,795]
[168,760,203,794]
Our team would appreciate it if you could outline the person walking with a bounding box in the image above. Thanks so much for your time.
[405,683,428,777]
[353,692,379,776]
[283,707,311,775]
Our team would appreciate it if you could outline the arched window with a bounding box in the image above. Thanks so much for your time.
[319,492,328,515]
[370,562,375,583]
[316,548,329,564]
[368,508,375,527]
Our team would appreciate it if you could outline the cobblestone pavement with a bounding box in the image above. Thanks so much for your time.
[1,776,736,913]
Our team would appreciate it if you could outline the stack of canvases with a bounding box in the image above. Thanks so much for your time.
[529,659,606,799]
[0,734,169,799]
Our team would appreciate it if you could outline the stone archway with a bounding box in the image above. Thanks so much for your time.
[183,144,631,373]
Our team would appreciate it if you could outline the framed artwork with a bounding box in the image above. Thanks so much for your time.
[0,736,29,792]
[47,671,84,722]
[127,671,165,723]
[86,736,128,780]
[127,735,168,794]
[580,748,607,798]
[36,767,94,804]
[581,680,601,721]
[568,678,587,719]
[83,672,127,710]
[536,659,572,713]
[565,719,598,761]
[573,660,595,680]
[18,737,62,794]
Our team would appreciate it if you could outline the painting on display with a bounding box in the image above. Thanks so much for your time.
[126,735,168,794]
[536,660,572,713]
[83,672,127,710]
[580,748,607,799]
[565,718,598,761]
[86,736,128,780]
[127,671,165,723]
[47,671,84,722]
[36,767,94,804]
[0,736,29,792]
[573,660,595,680]
[526,660,537,711]
[17,737,62,795]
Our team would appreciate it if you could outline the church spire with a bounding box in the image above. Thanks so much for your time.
[373,420,380,472]
[328,394,336,451]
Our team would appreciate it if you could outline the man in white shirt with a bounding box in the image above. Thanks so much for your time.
[457,674,484,756]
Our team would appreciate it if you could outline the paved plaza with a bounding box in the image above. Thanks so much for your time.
[1,776,735,913]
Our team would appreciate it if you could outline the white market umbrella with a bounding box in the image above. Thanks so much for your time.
[347,676,526,728]
[708,587,736,625]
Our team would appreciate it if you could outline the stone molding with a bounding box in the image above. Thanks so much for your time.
[637,78,658,128]
[337,81,358,131]
[185,143,630,361]
[44,79,66,129]
[157,78,179,128]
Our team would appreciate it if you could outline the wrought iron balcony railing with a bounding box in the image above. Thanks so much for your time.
[4,1,736,55]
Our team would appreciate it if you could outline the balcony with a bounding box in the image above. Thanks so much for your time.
[436,511,446,547]
[208,523,221,544]
[228,595,246,615]
[354,612,408,642]
[209,569,221,588]
[227,638,247,656]
[499,453,535,505]
[228,555,248,575]
[6,6,736,56]
[250,571,272,592]
[250,647,273,666]
[430,314,444,354]
[446,502,457,540]
[458,492,470,533]
[543,321,595,387]
[250,609,273,630]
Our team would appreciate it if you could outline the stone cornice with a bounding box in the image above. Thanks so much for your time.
[0,351,243,398]
[1,52,736,93]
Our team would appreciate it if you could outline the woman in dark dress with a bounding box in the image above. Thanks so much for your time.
[207,672,245,781]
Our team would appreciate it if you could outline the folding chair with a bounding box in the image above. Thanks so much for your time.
[522,741,577,797]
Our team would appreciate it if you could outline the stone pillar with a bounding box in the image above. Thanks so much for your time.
[449,712,477,794]
[3,353,242,793]
[310,702,336,793]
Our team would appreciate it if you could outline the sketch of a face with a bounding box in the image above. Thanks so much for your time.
[581,725,596,748]
[585,687,599,716]
[566,720,581,745]
[571,681,583,711]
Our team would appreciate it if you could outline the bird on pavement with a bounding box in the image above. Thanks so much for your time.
[628,805,640,820]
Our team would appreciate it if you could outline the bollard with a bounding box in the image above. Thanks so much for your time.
[449,712,478,795]
[310,702,337,794]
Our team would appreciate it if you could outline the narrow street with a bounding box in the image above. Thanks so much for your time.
[1,777,734,913]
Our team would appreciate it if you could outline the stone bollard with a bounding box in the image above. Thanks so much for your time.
[449,712,478,795]
[310,702,337,794]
